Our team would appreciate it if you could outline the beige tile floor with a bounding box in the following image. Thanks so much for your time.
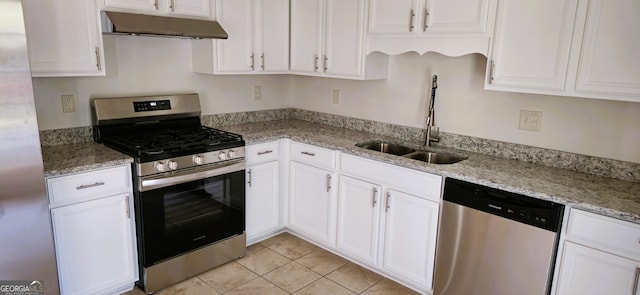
[122,232,420,295]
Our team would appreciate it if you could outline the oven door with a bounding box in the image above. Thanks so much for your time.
[136,160,245,267]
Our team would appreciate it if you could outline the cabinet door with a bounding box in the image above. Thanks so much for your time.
[368,0,417,34]
[555,242,640,295]
[337,176,381,264]
[324,0,365,77]
[23,0,105,77]
[426,0,490,33]
[246,161,280,242]
[381,189,439,290]
[289,162,335,245]
[104,0,158,12]
[256,0,290,72]
[575,0,640,98]
[487,0,578,91]
[290,0,324,74]
[168,0,211,17]
[215,0,254,73]
[51,193,137,295]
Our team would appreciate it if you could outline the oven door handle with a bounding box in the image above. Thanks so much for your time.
[139,160,245,192]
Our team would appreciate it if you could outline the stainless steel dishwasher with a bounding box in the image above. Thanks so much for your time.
[434,178,564,295]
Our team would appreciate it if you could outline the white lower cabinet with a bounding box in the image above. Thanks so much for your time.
[289,161,337,246]
[245,141,283,244]
[337,154,442,293]
[47,166,137,295]
[554,209,640,295]
[380,189,439,290]
[555,242,640,295]
[337,176,382,264]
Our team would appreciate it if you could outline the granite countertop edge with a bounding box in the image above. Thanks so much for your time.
[219,120,640,224]
[42,143,133,178]
[41,120,639,224]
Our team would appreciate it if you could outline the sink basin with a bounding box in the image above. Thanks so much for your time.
[356,141,416,156]
[406,151,467,164]
[355,140,467,164]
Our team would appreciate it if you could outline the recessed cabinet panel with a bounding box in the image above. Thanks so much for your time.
[23,0,105,76]
[324,0,365,77]
[104,0,158,12]
[215,0,254,72]
[290,0,324,74]
[427,0,489,33]
[555,242,640,295]
[368,0,416,34]
[246,161,280,240]
[575,0,640,97]
[168,0,211,17]
[257,0,290,72]
[487,0,578,91]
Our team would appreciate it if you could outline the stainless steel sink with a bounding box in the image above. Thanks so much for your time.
[406,151,467,164]
[356,141,416,156]
[356,141,467,164]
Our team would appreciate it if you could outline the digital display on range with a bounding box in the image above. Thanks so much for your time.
[134,100,171,112]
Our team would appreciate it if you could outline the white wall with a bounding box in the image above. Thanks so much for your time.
[290,53,640,163]
[32,35,291,130]
[31,37,640,163]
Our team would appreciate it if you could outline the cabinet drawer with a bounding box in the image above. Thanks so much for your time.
[566,209,640,261]
[246,141,280,166]
[47,166,131,208]
[340,154,442,202]
[291,142,336,171]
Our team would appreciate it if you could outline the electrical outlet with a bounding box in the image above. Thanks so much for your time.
[519,110,542,131]
[332,89,340,104]
[253,86,261,100]
[62,94,75,113]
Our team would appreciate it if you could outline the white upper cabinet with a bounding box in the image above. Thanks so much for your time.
[366,0,495,56]
[104,0,211,18]
[486,0,640,102]
[369,0,490,35]
[192,0,289,74]
[487,0,578,91]
[574,0,640,98]
[23,0,105,77]
[290,0,388,80]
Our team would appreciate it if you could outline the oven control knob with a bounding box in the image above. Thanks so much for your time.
[155,162,166,172]
[228,150,236,158]
[218,151,227,160]
[167,160,178,170]
[193,155,204,165]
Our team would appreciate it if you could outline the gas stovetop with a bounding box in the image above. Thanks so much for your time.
[101,125,243,160]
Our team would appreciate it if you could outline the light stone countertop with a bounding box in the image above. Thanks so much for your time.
[42,143,133,178]
[219,119,640,224]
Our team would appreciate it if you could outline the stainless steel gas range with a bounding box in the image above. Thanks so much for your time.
[92,94,246,294]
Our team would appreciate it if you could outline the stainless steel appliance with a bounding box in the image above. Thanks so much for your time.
[92,94,246,294]
[434,178,564,295]
[0,1,60,294]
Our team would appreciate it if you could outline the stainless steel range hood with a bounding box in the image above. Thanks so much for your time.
[102,11,228,39]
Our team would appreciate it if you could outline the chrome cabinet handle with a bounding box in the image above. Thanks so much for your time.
[633,267,640,295]
[154,0,158,10]
[371,188,378,207]
[76,182,105,190]
[261,53,265,70]
[326,174,332,192]
[490,60,496,81]
[257,150,273,155]
[323,55,328,72]
[170,0,175,11]
[250,53,255,70]
[409,9,415,32]
[314,54,319,71]
[301,151,315,156]
[95,47,101,70]
[423,8,429,31]
[385,191,391,212]
[247,169,252,187]
[125,196,131,219]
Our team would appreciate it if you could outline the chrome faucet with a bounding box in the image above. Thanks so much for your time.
[425,75,440,147]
